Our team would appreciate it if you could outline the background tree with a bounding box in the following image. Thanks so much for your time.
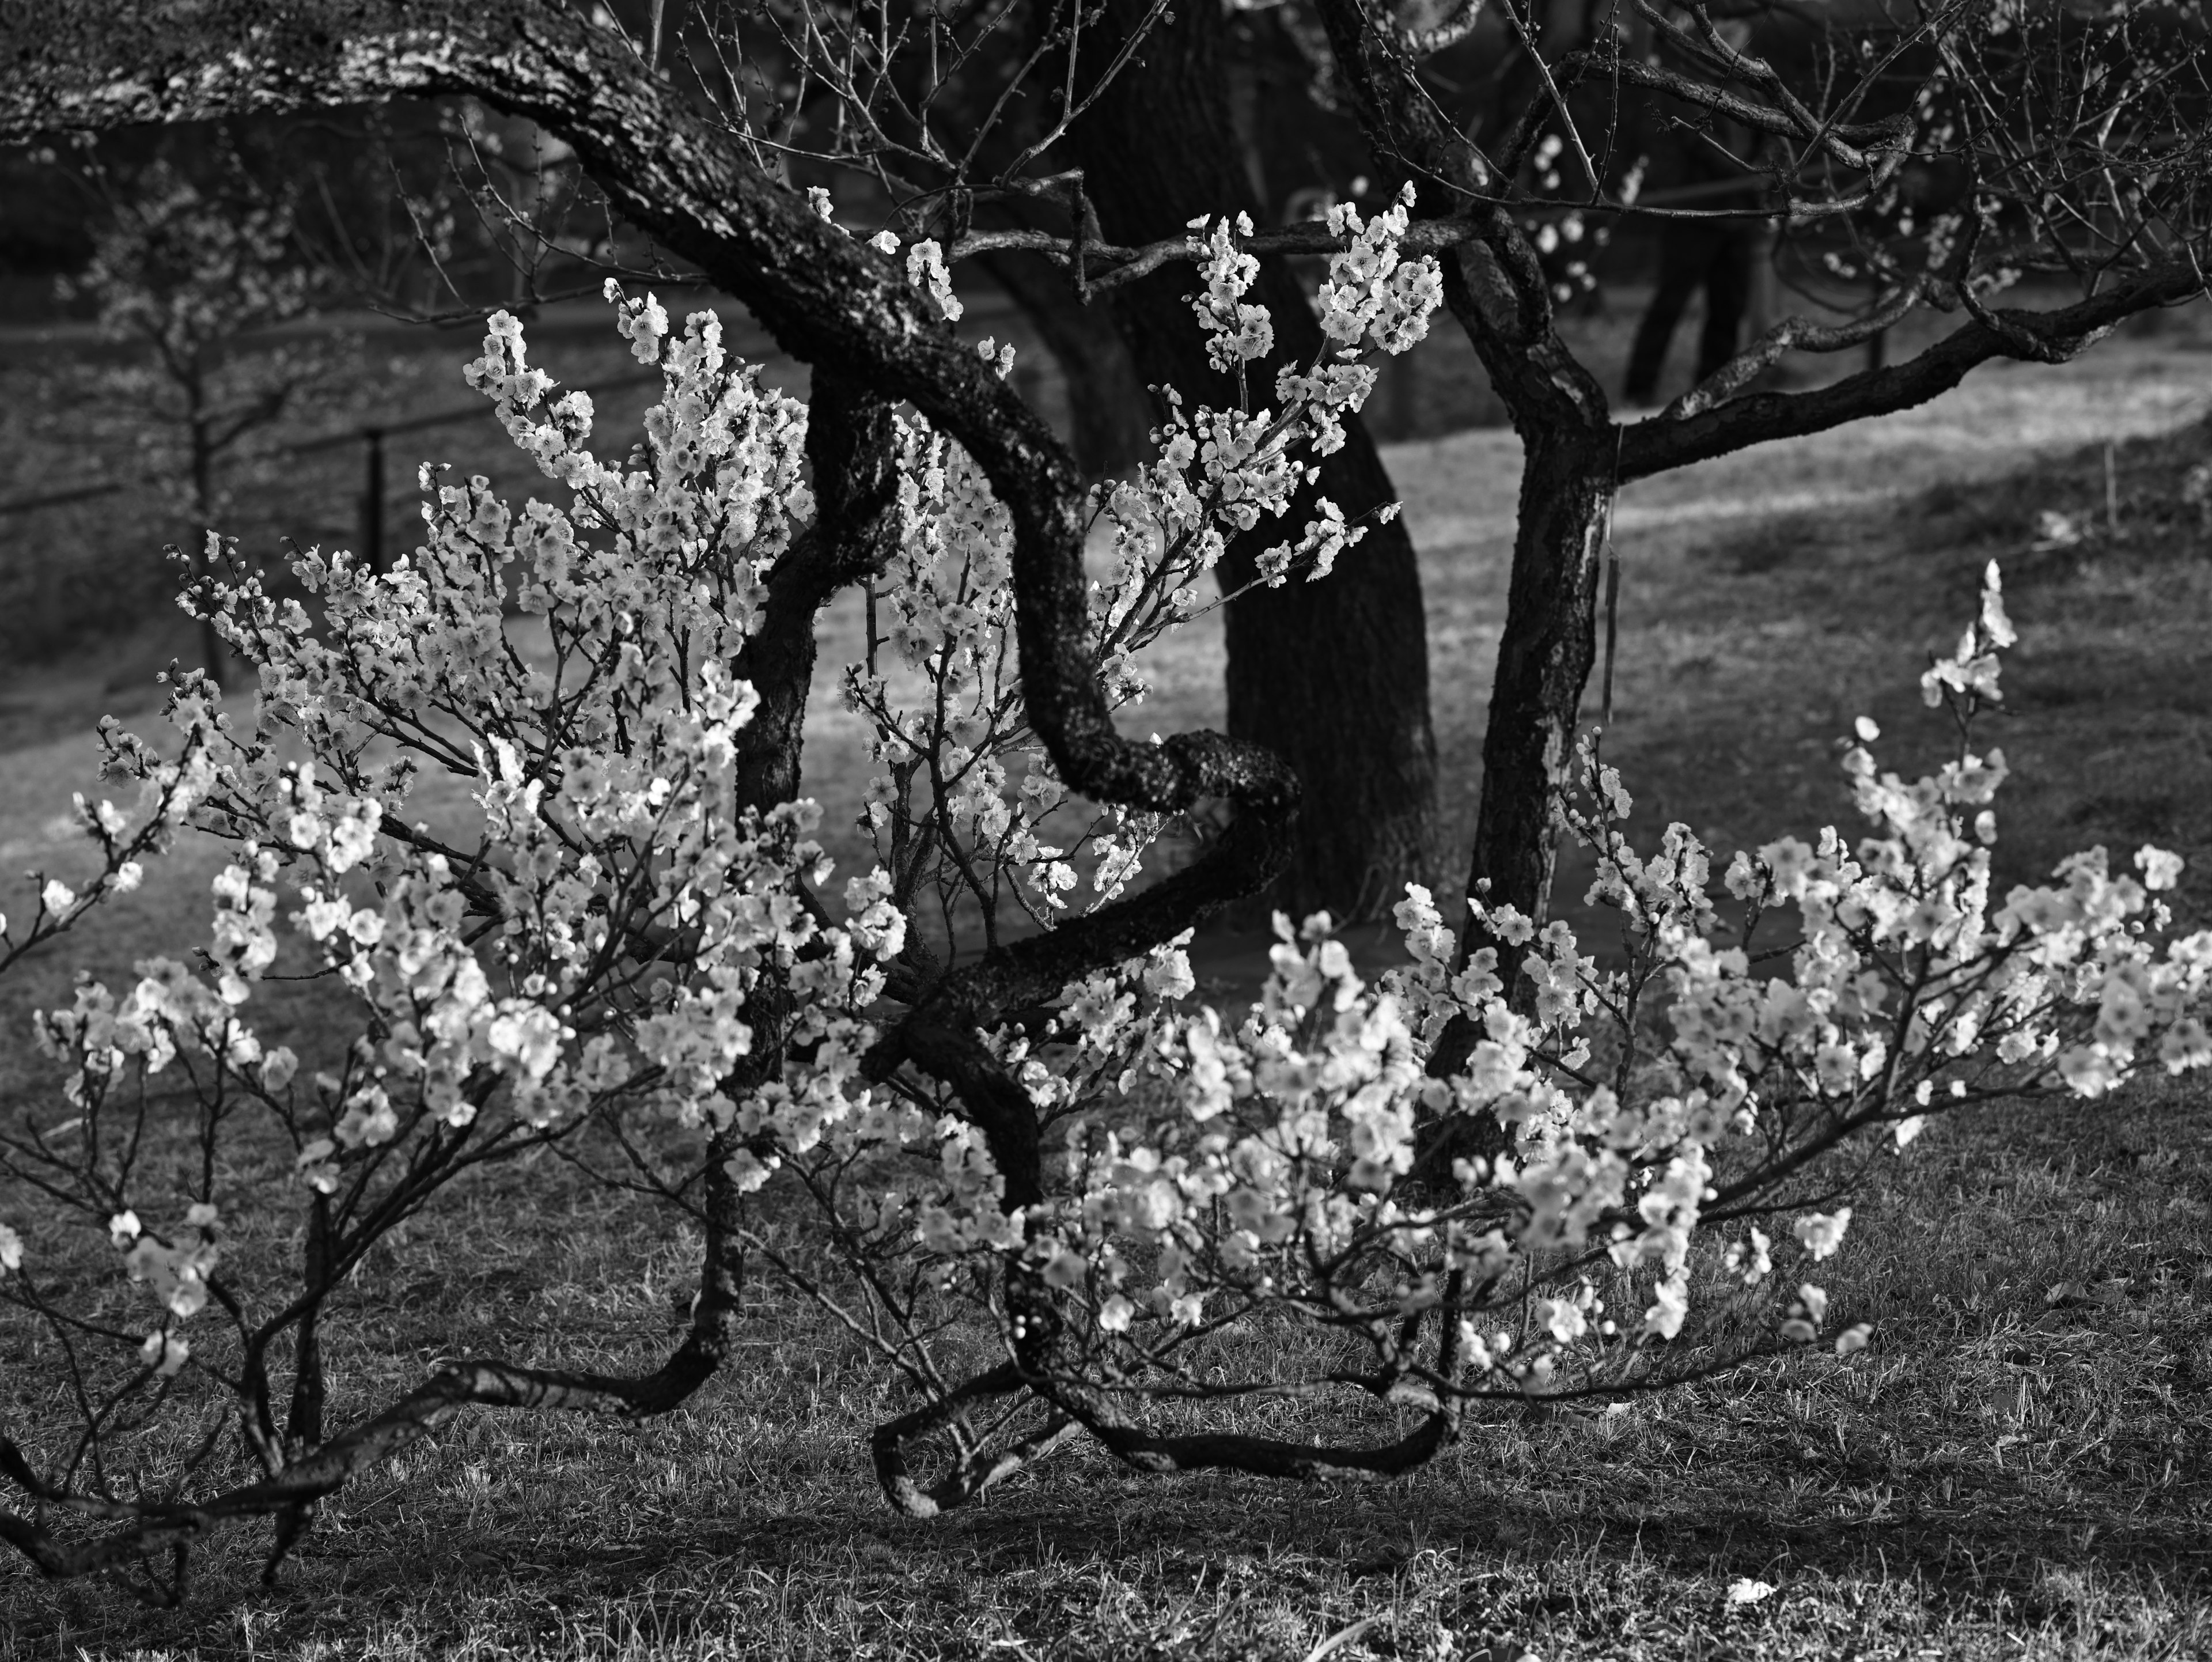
[1304,0,2212,1051]
[57,156,357,687]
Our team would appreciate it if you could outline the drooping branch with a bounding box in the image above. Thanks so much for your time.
[1005,1259,1463,1483]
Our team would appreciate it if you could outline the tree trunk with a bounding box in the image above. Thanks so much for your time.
[1412,422,1611,1120]
[977,247,1155,480]
[1457,425,1614,958]
[1062,0,1440,923]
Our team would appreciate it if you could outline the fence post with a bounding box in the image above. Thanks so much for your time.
[361,427,386,574]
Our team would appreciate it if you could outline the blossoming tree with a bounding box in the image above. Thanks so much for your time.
[1,0,2208,1600]
[1303,0,2212,1046]
[58,157,354,687]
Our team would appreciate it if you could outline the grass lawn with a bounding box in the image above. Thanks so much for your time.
[2,313,2211,1658]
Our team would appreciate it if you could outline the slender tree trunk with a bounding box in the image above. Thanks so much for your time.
[1459,425,1614,955]
[1063,0,1440,922]
[1410,421,1612,1102]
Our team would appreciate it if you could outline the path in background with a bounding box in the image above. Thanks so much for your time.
[2,309,2206,1017]
[0,287,1050,707]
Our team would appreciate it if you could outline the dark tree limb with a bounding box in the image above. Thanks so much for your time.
[1041,0,1442,923]
[1007,1270,1463,1482]
[869,1360,1079,1519]
[1617,259,2211,482]
[0,1349,738,1589]
[733,373,904,810]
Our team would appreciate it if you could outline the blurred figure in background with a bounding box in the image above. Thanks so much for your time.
[1622,14,1767,406]
[1622,211,1760,406]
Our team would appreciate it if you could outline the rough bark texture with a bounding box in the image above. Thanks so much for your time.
[1467,425,1612,936]
[1060,0,1441,925]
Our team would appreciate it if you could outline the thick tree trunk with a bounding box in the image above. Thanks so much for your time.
[1062,0,1440,922]
[978,247,1155,480]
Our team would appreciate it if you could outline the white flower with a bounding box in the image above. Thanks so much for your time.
[903,239,962,322]
[261,1047,298,1091]
[1792,1209,1852,1260]
[1143,948,1195,1002]
[2136,846,2184,891]
[1643,1271,1690,1338]
[138,1331,190,1377]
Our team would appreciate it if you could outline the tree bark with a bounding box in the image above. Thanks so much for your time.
[1464,424,1612,942]
[1060,0,1441,924]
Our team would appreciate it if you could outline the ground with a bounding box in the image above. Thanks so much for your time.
[1,299,2210,1659]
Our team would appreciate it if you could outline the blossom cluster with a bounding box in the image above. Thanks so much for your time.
[842,191,1444,934]
[857,565,2207,1417]
[11,183,2198,1517]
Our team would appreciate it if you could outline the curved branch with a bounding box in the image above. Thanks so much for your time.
[1009,1275,1463,1482]
[1616,256,2211,480]
[1662,282,1928,421]
[0,1345,727,1588]
[733,372,905,809]
[869,1360,1079,1519]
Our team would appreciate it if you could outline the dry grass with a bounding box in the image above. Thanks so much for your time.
[3,315,2212,1658]
[3,1085,2207,1660]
